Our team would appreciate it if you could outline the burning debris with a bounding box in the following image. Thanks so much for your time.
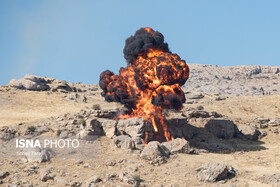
[99,27,189,143]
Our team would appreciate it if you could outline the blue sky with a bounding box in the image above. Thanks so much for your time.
[0,0,280,85]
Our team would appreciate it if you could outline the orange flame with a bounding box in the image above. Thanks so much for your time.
[101,28,189,144]
[117,47,188,143]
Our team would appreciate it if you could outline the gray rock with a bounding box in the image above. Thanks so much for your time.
[113,135,135,150]
[166,118,197,140]
[0,171,9,179]
[9,75,50,91]
[204,119,239,139]
[104,173,117,182]
[188,93,204,99]
[59,130,69,139]
[118,172,140,186]
[76,129,96,140]
[210,111,223,118]
[140,141,169,165]
[92,109,119,119]
[36,123,49,133]
[24,74,45,82]
[68,181,82,187]
[126,166,138,172]
[82,95,87,103]
[257,173,280,186]
[105,160,116,166]
[161,138,193,154]
[83,163,90,168]
[268,119,280,127]
[0,126,16,141]
[215,96,227,101]
[239,126,261,140]
[196,162,236,182]
[9,79,23,88]
[132,136,144,150]
[77,118,104,140]
[87,175,102,185]
[102,120,117,138]
[259,123,269,129]
[260,130,267,138]
[23,147,50,163]
[169,184,179,187]
[117,117,153,139]
[87,118,105,136]
[40,169,55,182]
[257,118,270,124]
[185,110,210,118]
[50,80,72,92]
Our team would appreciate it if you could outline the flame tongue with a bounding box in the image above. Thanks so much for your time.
[99,27,189,143]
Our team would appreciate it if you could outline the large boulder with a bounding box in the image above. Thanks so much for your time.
[113,135,135,150]
[9,74,50,91]
[116,117,153,140]
[140,141,170,165]
[102,119,117,139]
[9,74,75,92]
[204,119,239,139]
[86,118,105,136]
[132,136,145,150]
[22,147,50,163]
[166,118,197,140]
[239,125,261,140]
[50,80,72,92]
[76,118,104,140]
[196,162,236,182]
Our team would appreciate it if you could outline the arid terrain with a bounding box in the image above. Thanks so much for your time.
[0,64,280,187]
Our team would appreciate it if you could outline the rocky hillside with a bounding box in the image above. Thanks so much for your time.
[183,64,280,96]
[1,73,280,186]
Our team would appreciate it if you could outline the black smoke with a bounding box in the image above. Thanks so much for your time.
[123,28,170,65]
[99,27,189,112]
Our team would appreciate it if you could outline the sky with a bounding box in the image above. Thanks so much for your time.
[0,0,280,85]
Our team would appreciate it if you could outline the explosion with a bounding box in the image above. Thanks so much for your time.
[99,27,189,143]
